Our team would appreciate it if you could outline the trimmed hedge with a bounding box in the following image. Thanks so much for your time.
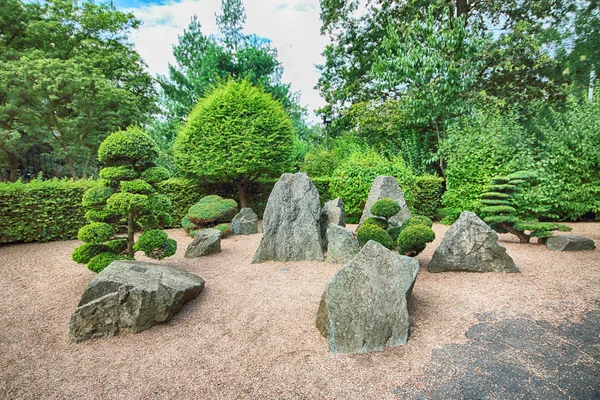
[412,175,444,219]
[0,179,96,243]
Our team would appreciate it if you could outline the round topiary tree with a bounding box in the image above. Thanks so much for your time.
[481,171,572,243]
[72,127,177,273]
[390,215,435,257]
[173,79,295,208]
[356,223,394,249]
[181,194,238,237]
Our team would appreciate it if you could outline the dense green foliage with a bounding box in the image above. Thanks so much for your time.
[413,176,444,219]
[481,171,572,243]
[215,223,233,238]
[0,178,96,243]
[0,0,155,181]
[363,217,389,231]
[356,223,394,249]
[174,80,294,207]
[185,196,238,228]
[397,224,436,257]
[73,127,176,273]
[371,198,401,220]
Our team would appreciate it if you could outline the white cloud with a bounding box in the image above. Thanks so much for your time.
[127,0,328,121]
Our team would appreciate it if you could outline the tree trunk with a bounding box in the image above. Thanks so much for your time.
[8,156,19,182]
[127,212,135,258]
[235,181,250,208]
[500,222,531,244]
[456,0,469,17]
[82,147,91,179]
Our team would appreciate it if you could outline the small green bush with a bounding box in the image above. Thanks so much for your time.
[186,196,238,228]
[88,252,122,273]
[413,175,443,219]
[215,223,232,238]
[133,230,176,259]
[141,167,170,184]
[363,217,389,230]
[197,195,225,205]
[397,225,435,257]
[120,179,155,195]
[77,222,114,244]
[356,223,394,249]
[98,126,159,165]
[387,226,403,244]
[82,185,114,207]
[72,243,108,264]
[404,215,434,229]
[105,239,128,254]
[99,166,138,183]
[371,198,401,219]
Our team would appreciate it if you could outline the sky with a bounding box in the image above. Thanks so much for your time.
[115,0,328,122]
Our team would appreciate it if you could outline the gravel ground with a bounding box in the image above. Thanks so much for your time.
[0,222,599,399]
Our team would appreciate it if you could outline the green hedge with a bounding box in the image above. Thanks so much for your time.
[412,175,444,219]
[0,179,97,243]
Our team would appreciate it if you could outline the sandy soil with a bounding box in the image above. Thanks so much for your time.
[0,222,599,399]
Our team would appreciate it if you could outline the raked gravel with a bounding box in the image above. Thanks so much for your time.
[1,222,599,399]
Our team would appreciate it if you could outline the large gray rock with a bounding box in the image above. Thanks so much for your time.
[252,172,324,263]
[326,224,360,264]
[545,235,596,251]
[185,228,221,258]
[316,240,420,354]
[232,208,259,235]
[320,197,346,250]
[359,176,411,228]
[70,260,204,342]
[428,212,519,273]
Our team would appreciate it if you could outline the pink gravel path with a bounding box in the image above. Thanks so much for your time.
[0,222,599,399]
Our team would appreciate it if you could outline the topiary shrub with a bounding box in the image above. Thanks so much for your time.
[72,127,177,273]
[363,217,389,230]
[356,223,394,249]
[413,175,444,219]
[397,225,435,257]
[481,171,572,243]
[182,195,238,236]
[214,223,232,238]
[371,198,401,220]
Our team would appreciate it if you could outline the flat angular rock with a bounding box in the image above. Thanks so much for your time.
[232,208,259,235]
[252,172,324,263]
[326,224,360,264]
[321,197,346,250]
[70,260,204,342]
[428,212,519,273]
[316,240,420,354]
[185,228,221,258]
[545,235,596,251]
[359,176,411,228]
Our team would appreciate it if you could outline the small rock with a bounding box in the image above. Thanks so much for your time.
[326,224,360,264]
[232,208,259,235]
[316,240,419,354]
[359,176,411,228]
[320,198,346,250]
[545,235,596,251]
[252,172,324,263]
[428,211,519,273]
[185,228,221,258]
[70,260,204,342]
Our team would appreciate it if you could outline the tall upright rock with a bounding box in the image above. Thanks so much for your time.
[252,172,324,263]
[428,211,519,273]
[359,176,411,228]
[320,197,346,250]
[316,240,420,354]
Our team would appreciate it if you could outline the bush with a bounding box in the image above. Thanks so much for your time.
[156,177,204,227]
[141,167,170,184]
[330,149,417,221]
[363,217,389,230]
[88,252,123,273]
[215,223,232,238]
[99,166,138,183]
[413,175,443,219]
[77,222,114,244]
[120,179,155,195]
[397,225,435,257]
[186,196,238,228]
[371,198,401,219]
[133,230,176,259]
[356,223,394,249]
[387,226,403,244]
[0,178,96,243]
[72,243,108,264]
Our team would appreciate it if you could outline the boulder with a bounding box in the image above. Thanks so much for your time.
[320,197,346,250]
[316,240,420,354]
[326,224,360,264]
[545,235,596,251]
[70,260,204,342]
[359,176,411,228]
[252,172,324,263]
[428,211,519,273]
[185,228,221,258]
[232,208,259,235]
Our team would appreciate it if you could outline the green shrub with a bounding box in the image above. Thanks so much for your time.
[133,230,176,259]
[356,223,394,249]
[403,215,434,229]
[397,225,435,257]
[82,185,114,207]
[363,217,389,230]
[120,179,155,195]
[330,149,417,221]
[215,223,232,238]
[77,222,114,244]
[371,198,401,219]
[387,226,403,244]
[141,167,170,184]
[99,166,138,184]
[105,239,127,254]
[88,252,123,273]
[72,243,108,264]
[98,126,159,165]
[312,177,332,204]
[156,178,204,227]
[413,175,443,219]
[186,196,238,227]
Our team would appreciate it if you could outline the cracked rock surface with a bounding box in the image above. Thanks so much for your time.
[320,197,346,250]
[252,172,324,263]
[316,240,419,354]
[70,260,204,342]
[428,211,519,273]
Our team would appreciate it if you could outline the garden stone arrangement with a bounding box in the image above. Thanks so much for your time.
[252,172,324,263]
[325,224,361,264]
[70,260,205,342]
[316,240,420,354]
[544,235,596,251]
[320,197,346,250]
[232,208,259,235]
[185,228,221,258]
[428,211,519,273]
[359,175,411,228]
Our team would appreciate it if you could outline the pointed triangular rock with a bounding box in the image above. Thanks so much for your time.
[428,211,519,273]
[359,176,411,228]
